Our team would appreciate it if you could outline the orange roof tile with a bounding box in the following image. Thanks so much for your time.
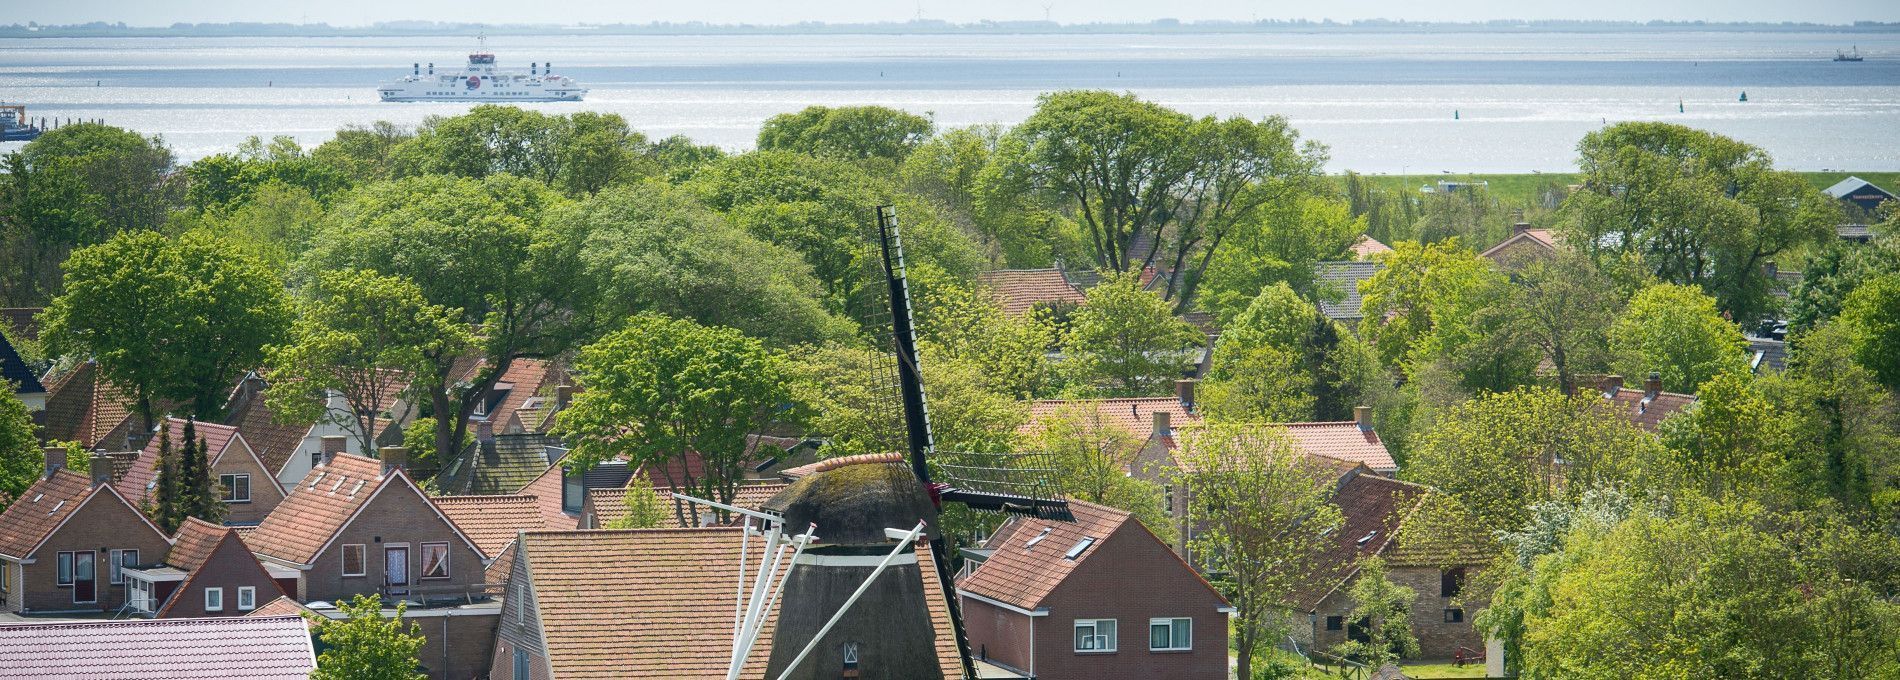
[228,396,313,479]
[1297,470,1430,609]
[1277,422,1398,474]
[589,483,790,529]
[244,453,402,565]
[245,596,320,629]
[515,460,581,530]
[962,500,1173,612]
[116,418,245,506]
[518,528,961,679]
[38,361,140,450]
[166,517,231,572]
[1022,398,1197,439]
[430,494,557,556]
[1351,235,1394,259]
[0,469,98,559]
[976,269,1088,316]
[1602,387,1696,432]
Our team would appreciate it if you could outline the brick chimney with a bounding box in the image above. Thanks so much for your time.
[476,420,495,446]
[318,435,347,466]
[1513,221,1533,236]
[1644,372,1663,397]
[555,384,574,410]
[1152,410,1172,438]
[1354,405,1373,432]
[43,445,65,478]
[1601,374,1623,396]
[1175,378,1197,412]
[379,446,408,476]
[90,454,113,487]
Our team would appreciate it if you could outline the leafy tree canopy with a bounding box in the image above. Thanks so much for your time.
[1608,282,1750,394]
[757,105,934,165]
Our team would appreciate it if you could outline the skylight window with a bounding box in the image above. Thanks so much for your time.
[348,480,365,497]
[1023,527,1054,548]
[309,472,326,489]
[330,477,346,493]
[1064,537,1097,560]
[30,493,42,503]
[1356,531,1379,545]
[48,500,65,515]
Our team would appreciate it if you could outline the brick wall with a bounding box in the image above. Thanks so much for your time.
[157,535,287,618]
[410,608,500,680]
[212,441,286,525]
[301,481,485,604]
[959,596,1036,674]
[1309,565,1485,661]
[19,489,171,613]
[1028,522,1229,680]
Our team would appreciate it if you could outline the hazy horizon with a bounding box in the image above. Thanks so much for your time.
[8,0,1900,28]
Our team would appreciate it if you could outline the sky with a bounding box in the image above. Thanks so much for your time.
[6,0,1898,27]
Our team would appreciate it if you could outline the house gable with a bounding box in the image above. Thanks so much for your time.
[154,529,284,618]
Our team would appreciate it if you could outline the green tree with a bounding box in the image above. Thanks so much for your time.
[149,421,182,532]
[177,418,225,527]
[558,182,849,346]
[1767,320,1900,520]
[910,264,1056,398]
[1359,240,1534,393]
[605,475,669,530]
[1657,371,1792,502]
[554,111,656,195]
[1331,557,1421,668]
[787,343,1026,459]
[306,174,594,466]
[43,230,292,425]
[309,121,413,184]
[0,123,178,304]
[556,315,791,526]
[1405,387,1655,539]
[1608,283,1750,393]
[1034,404,1175,545]
[1175,424,1343,680]
[1197,190,1364,322]
[1562,122,1835,324]
[388,105,564,183]
[1001,91,1326,309]
[266,270,472,454]
[0,390,41,500]
[757,105,934,164]
[1493,251,1620,396]
[1063,272,1203,397]
[903,125,1069,268]
[1203,283,1379,422]
[309,594,427,680]
[648,134,727,183]
[1838,273,1900,392]
[1786,235,1900,333]
[197,181,327,268]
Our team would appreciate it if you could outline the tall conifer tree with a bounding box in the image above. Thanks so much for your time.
[151,421,182,533]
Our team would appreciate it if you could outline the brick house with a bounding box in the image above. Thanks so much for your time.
[0,450,172,614]
[224,371,415,489]
[491,527,962,679]
[1291,467,1490,662]
[957,500,1232,680]
[1479,223,1561,268]
[243,450,486,604]
[123,516,289,618]
[36,360,144,451]
[976,268,1090,316]
[1593,373,1696,432]
[115,417,286,525]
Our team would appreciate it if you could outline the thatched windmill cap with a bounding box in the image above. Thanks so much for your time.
[762,456,939,546]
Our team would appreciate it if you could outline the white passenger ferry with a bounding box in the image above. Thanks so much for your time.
[378,40,585,102]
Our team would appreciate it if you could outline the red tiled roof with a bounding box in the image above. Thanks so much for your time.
[518,528,961,679]
[1602,387,1696,432]
[228,395,313,478]
[1022,398,1197,439]
[165,517,230,572]
[962,499,1207,612]
[1480,228,1560,261]
[516,459,581,530]
[1297,470,1430,609]
[0,615,316,679]
[1278,422,1398,474]
[0,469,97,560]
[38,361,140,450]
[431,494,557,556]
[244,453,396,565]
[1351,235,1394,259]
[115,418,244,507]
[976,269,1089,316]
[244,597,320,630]
[461,357,561,434]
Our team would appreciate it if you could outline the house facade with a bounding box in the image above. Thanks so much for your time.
[244,451,487,604]
[124,517,289,618]
[113,417,286,525]
[0,451,172,614]
[958,500,1233,680]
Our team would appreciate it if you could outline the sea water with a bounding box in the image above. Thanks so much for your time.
[1,31,1897,172]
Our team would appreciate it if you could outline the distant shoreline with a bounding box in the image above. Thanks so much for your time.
[4,19,1899,39]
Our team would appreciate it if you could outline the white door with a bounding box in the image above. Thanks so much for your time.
[385,545,409,595]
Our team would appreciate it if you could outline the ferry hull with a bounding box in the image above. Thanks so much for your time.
[378,91,586,103]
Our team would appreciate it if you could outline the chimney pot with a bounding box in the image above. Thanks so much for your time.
[90,454,113,487]
[318,435,347,466]
[1354,406,1373,431]
[1514,221,1533,236]
[1152,410,1172,437]
[1602,374,1624,396]
[476,419,495,443]
[1175,378,1197,411]
[43,446,66,478]
[1645,372,1663,397]
[379,446,408,475]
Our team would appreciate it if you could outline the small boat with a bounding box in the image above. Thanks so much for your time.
[1739,91,1748,103]
[0,103,43,142]
[1835,47,1864,62]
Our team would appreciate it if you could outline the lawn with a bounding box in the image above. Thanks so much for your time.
[1400,662,1492,678]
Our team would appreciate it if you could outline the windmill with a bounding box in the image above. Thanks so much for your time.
[679,206,1071,680]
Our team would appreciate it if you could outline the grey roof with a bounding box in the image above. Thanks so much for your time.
[0,332,43,396]
[1824,176,1894,200]
[437,432,558,496]
[1314,261,1384,322]
[1838,224,1874,241]
[0,615,316,679]
[1749,337,1787,373]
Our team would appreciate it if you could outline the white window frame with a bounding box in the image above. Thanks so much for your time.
[1149,617,1193,651]
[1074,618,1117,653]
[340,544,367,577]
[205,587,223,611]
[128,577,154,614]
[108,549,138,585]
[220,473,251,503]
[419,542,450,580]
[56,551,74,586]
[238,586,256,611]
